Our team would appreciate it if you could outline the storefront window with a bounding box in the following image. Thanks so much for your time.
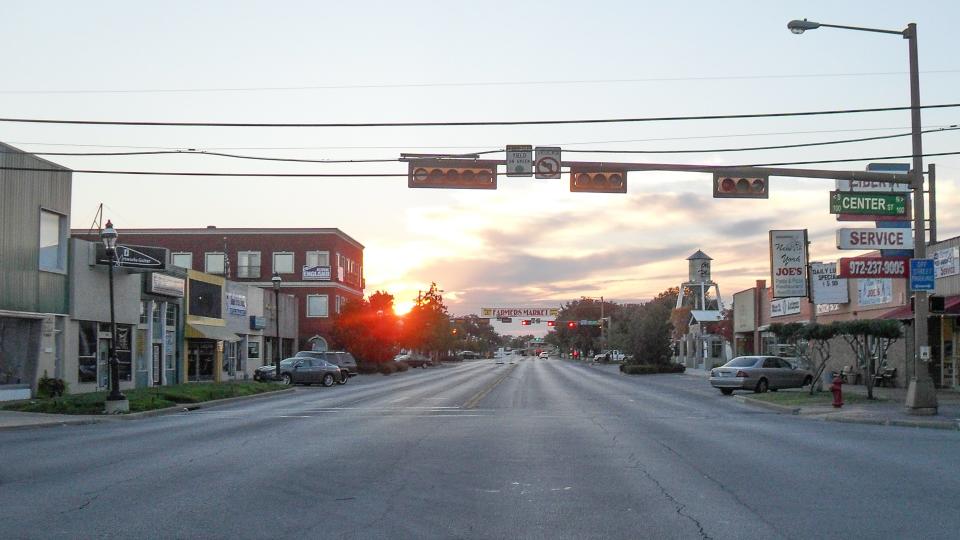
[164,330,175,370]
[78,321,97,383]
[166,303,178,327]
[152,303,163,335]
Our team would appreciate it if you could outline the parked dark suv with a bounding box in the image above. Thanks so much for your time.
[295,351,358,384]
[254,357,341,387]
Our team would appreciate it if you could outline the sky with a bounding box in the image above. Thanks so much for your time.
[2,1,959,335]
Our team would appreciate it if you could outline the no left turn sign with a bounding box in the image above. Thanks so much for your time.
[535,147,561,179]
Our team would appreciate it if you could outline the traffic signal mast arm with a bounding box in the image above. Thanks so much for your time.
[399,156,914,185]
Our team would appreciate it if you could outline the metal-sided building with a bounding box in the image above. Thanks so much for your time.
[0,142,72,401]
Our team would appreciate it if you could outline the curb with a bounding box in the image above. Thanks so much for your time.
[0,388,297,431]
[736,396,960,430]
[735,396,801,415]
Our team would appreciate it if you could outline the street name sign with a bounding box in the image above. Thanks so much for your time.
[534,146,561,179]
[838,257,910,279]
[835,163,911,193]
[836,228,914,250]
[506,145,533,177]
[910,258,936,291]
[578,320,600,326]
[829,191,907,217]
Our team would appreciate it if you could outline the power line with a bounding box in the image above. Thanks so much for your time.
[7,124,956,151]
[1,103,958,128]
[1,69,958,95]
[1,150,957,177]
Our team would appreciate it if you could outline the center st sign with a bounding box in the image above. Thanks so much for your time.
[829,191,907,217]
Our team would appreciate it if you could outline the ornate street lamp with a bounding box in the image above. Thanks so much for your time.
[272,272,282,381]
[101,220,128,412]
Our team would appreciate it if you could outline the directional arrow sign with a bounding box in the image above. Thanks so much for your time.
[535,146,561,179]
[829,191,907,217]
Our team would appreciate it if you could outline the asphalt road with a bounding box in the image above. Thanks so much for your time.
[1,356,959,539]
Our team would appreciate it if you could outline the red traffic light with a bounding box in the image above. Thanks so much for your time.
[546,320,556,327]
[567,321,578,329]
[408,159,498,190]
[521,319,531,326]
[713,173,769,199]
[569,166,628,193]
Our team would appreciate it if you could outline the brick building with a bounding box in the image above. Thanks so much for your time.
[72,227,364,352]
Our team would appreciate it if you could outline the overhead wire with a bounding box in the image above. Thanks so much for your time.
[0,103,958,128]
[1,69,958,95]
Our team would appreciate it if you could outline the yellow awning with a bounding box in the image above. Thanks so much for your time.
[186,323,241,342]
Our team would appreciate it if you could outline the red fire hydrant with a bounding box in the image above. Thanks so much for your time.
[830,374,844,408]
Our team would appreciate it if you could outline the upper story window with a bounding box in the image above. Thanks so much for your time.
[171,252,193,269]
[306,251,329,268]
[307,295,329,318]
[38,209,67,272]
[205,252,226,275]
[237,251,261,278]
[273,252,294,274]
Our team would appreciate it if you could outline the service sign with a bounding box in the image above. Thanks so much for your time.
[829,191,908,217]
[838,257,910,279]
[769,230,808,298]
[836,228,914,250]
[810,262,849,305]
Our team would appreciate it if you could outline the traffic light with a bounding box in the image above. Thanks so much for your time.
[713,173,769,199]
[569,166,628,193]
[407,159,498,190]
[521,319,531,326]
[911,295,945,313]
[451,328,458,335]
[567,321,578,329]
[546,320,556,327]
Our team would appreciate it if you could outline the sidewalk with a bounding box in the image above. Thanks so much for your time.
[591,362,960,431]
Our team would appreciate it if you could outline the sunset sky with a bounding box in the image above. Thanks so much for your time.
[2,1,959,334]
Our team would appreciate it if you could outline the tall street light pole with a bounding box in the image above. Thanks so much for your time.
[272,272,282,381]
[788,19,937,415]
[101,221,128,413]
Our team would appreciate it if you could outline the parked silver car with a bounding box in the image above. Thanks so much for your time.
[709,355,813,395]
[254,357,341,387]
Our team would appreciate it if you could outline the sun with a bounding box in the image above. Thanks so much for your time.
[393,300,415,316]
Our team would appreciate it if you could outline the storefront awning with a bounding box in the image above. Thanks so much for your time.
[881,295,960,320]
[186,323,241,342]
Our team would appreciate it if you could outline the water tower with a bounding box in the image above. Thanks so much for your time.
[675,250,724,311]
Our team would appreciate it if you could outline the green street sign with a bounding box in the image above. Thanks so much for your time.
[829,191,907,216]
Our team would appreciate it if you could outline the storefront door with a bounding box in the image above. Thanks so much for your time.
[187,340,216,382]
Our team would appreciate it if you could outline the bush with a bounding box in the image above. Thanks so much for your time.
[620,364,686,375]
[394,361,410,372]
[378,362,399,375]
[37,372,67,398]
[357,363,380,374]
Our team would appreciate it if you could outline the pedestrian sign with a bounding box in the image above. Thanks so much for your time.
[910,258,935,291]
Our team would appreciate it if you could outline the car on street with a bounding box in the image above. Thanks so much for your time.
[457,350,480,360]
[254,357,342,387]
[538,352,549,359]
[709,355,814,395]
[395,352,432,368]
[295,350,358,383]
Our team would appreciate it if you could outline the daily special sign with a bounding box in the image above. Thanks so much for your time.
[810,262,849,305]
[835,228,914,250]
[769,230,808,298]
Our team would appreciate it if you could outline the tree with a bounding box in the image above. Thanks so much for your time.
[798,323,838,395]
[400,282,452,359]
[834,319,902,399]
[330,290,400,364]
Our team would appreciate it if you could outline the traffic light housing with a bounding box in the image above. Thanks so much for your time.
[521,319,531,326]
[408,159,498,190]
[570,166,628,193]
[912,295,945,313]
[713,173,769,199]
[567,321,578,329]
[546,320,556,327]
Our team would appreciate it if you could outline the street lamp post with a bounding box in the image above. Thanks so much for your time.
[272,272,282,381]
[789,19,937,414]
[101,220,128,413]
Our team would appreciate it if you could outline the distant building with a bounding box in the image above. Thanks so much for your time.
[72,227,364,352]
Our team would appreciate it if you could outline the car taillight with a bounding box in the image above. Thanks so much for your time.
[736,370,750,378]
